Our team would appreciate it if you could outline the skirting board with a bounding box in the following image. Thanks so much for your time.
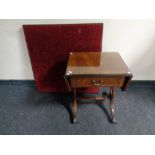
[0,80,155,87]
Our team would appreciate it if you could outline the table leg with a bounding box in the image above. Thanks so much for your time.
[73,88,77,123]
[110,87,117,123]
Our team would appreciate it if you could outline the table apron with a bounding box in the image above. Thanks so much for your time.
[70,77,125,88]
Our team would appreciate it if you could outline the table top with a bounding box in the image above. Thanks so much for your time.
[66,52,132,77]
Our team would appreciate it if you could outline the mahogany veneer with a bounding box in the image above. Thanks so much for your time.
[64,52,133,123]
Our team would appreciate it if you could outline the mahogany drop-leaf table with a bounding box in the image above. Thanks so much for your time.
[64,52,133,123]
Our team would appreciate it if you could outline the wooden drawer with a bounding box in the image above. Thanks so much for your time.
[70,77,125,88]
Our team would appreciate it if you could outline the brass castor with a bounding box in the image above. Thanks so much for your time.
[73,117,77,123]
[111,118,118,124]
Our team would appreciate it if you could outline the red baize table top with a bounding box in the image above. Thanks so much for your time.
[23,23,103,93]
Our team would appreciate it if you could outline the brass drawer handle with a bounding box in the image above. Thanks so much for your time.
[94,83,101,86]
[92,79,103,86]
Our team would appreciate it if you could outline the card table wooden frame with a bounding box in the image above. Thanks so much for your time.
[64,52,133,123]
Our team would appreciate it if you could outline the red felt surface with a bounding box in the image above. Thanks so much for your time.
[23,23,103,93]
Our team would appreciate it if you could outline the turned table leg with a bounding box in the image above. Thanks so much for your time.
[110,87,117,123]
[73,88,77,123]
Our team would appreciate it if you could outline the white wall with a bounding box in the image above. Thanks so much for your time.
[0,19,155,80]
